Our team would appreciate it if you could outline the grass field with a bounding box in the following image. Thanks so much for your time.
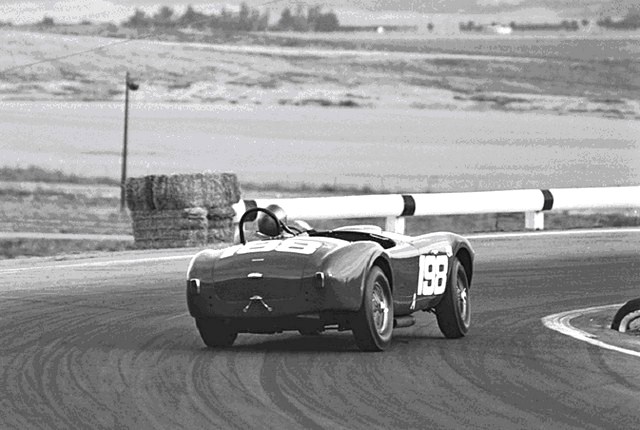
[1,167,638,259]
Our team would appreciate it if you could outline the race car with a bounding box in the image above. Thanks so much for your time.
[186,205,475,351]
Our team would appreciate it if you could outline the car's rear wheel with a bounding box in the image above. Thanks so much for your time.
[435,258,470,338]
[351,266,394,351]
[195,318,238,347]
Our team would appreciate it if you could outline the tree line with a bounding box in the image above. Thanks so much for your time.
[597,13,640,30]
[122,3,340,32]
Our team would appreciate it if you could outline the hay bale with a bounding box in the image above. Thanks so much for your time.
[151,175,170,211]
[162,173,241,209]
[126,172,240,248]
[125,177,154,212]
[130,208,209,248]
[209,230,234,243]
[131,208,207,224]
[207,206,236,220]
[127,172,240,211]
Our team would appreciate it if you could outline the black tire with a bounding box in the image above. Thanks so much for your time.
[195,318,238,347]
[351,266,394,352]
[435,258,470,338]
[611,298,640,332]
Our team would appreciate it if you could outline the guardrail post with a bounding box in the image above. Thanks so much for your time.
[525,211,544,230]
[385,216,405,234]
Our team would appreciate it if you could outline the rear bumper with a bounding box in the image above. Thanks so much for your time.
[186,274,362,320]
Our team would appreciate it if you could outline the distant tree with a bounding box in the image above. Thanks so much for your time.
[626,13,640,24]
[177,5,209,29]
[581,18,589,27]
[153,6,175,27]
[123,9,151,28]
[237,2,248,31]
[276,5,339,32]
[598,12,640,29]
[257,9,270,31]
[39,16,55,27]
[277,7,295,30]
[216,8,237,31]
[427,22,434,32]
[307,5,321,30]
[315,11,339,32]
[121,2,273,33]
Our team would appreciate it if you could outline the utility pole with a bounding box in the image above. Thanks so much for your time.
[120,71,139,211]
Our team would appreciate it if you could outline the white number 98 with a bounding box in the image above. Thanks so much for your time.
[418,254,448,296]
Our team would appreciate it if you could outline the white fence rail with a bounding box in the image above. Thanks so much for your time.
[232,186,640,234]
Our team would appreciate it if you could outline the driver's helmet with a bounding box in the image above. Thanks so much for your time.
[257,204,287,237]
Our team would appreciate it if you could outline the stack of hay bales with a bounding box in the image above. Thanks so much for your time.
[126,173,241,249]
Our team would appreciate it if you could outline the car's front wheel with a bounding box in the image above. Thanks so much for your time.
[435,258,470,338]
[195,318,238,347]
[351,266,394,351]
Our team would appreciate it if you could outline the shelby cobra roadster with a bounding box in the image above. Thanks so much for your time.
[186,206,475,351]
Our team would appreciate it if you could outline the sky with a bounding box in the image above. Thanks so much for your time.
[0,0,627,26]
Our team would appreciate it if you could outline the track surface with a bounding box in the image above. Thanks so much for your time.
[1,231,639,429]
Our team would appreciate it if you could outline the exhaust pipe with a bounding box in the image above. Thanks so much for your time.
[394,315,415,328]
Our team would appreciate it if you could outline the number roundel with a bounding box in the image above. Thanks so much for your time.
[418,254,449,296]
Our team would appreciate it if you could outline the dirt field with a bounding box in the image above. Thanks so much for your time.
[1,29,639,119]
[2,101,638,192]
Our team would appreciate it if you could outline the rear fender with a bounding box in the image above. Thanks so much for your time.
[186,249,220,282]
[316,242,387,311]
[411,232,474,286]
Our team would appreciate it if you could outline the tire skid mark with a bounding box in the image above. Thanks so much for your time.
[422,313,616,429]
[189,353,262,429]
[456,309,640,428]
[185,354,242,429]
[257,336,431,429]
[396,315,533,428]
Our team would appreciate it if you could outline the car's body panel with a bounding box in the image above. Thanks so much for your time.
[187,227,474,334]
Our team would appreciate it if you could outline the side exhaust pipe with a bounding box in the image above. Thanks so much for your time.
[394,315,415,329]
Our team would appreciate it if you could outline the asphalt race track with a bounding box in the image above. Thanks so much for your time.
[1,230,639,429]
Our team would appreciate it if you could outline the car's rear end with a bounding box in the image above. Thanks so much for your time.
[186,238,376,334]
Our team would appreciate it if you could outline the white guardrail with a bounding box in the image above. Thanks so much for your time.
[231,186,640,234]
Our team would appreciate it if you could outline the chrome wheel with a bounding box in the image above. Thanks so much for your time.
[372,281,391,335]
[458,279,470,326]
[352,266,394,351]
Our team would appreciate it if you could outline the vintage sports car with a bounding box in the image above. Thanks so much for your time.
[186,205,475,351]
